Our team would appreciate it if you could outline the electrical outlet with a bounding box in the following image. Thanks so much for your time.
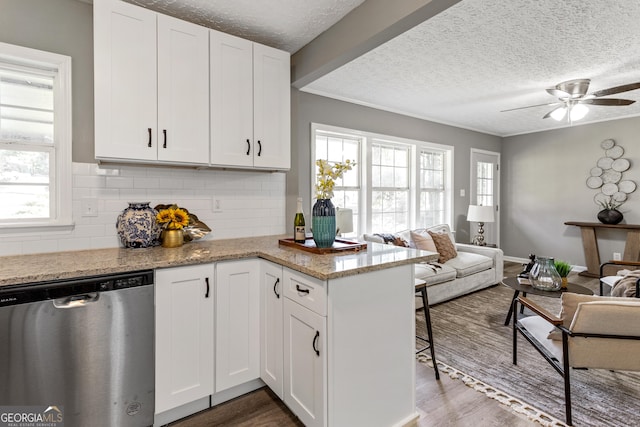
[613,252,622,261]
[81,198,98,217]
[460,189,466,197]
[213,198,222,213]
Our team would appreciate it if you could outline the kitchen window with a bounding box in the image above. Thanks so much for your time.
[312,124,453,236]
[0,42,72,231]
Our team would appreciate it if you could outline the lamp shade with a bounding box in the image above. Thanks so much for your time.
[336,207,354,234]
[467,205,494,223]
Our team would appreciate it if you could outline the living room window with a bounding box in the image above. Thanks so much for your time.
[0,42,72,231]
[312,123,453,236]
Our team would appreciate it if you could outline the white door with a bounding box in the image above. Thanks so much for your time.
[470,149,500,246]
[284,298,327,427]
[260,260,284,399]
[210,31,254,167]
[253,43,291,170]
[157,14,209,164]
[94,0,157,161]
[215,259,261,392]
[155,264,214,413]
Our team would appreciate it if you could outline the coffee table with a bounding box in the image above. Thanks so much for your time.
[501,277,593,325]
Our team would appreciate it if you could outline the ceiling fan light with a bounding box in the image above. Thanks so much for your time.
[570,104,589,121]
[550,106,567,121]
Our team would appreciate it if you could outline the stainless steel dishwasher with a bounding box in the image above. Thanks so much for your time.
[0,270,154,427]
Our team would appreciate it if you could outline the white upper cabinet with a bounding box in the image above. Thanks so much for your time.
[94,0,209,165]
[210,31,290,170]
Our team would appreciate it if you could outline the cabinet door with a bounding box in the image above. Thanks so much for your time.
[253,43,290,170]
[157,14,210,165]
[260,261,284,399]
[155,264,214,414]
[94,0,158,161]
[284,299,327,427]
[210,31,254,167]
[215,259,261,392]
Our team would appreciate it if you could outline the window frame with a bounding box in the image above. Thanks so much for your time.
[311,123,454,236]
[0,42,72,233]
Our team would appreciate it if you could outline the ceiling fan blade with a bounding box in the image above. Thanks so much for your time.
[546,88,570,98]
[580,98,636,106]
[591,82,640,97]
[501,102,561,112]
[543,106,565,119]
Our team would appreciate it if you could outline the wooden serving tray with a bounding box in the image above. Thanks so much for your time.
[278,237,367,254]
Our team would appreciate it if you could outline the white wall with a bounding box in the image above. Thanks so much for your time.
[0,163,286,256]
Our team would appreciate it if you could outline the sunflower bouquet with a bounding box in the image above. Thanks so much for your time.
[154,203,211,243]
[156,205,190,230]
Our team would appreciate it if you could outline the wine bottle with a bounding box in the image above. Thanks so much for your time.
[294,197,306,243]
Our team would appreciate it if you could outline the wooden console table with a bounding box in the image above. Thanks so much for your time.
[565,221,640,277]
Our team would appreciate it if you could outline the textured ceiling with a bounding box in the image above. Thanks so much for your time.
[123,0,365,53]
[302,0,640,136]
[117,0,640,137]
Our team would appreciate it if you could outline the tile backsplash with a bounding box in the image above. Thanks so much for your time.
[0,162,286,257]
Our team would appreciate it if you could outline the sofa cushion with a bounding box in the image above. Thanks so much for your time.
[410,230,437,252]
[426,224,456,246]
[428,231,458,263]
[415,262,457,286]
[445,251,492,278]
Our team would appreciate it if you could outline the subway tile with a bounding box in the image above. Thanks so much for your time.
[106,176,134,189]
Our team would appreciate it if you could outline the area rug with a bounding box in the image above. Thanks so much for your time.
[418,284,640,427]
[416,353,566,426]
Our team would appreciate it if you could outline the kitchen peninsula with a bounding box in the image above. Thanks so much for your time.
[0,236,437,427]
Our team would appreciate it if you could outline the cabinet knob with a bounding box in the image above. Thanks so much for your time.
[313,331,320,356]
[273,277,280,298]
[246,139,251,155]
[148,128,152,147]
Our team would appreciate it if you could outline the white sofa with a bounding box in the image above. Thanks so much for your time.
[364,224,503,305]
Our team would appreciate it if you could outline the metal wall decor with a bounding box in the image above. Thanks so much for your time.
[587,139,636,209]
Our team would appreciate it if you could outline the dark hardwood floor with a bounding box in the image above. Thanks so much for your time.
[170,262,600,426]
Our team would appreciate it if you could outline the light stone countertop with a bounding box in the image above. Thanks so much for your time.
[0,235,438,287]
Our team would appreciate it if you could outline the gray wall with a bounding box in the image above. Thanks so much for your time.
[502,116,640,265]
[288,89,502,241]
[0,0,94,162]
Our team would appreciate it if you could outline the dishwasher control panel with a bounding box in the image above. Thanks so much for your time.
[0,270,154,307]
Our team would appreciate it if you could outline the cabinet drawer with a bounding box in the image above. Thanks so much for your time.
[283,268,327,316]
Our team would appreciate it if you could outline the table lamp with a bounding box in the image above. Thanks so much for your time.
[467,205,494,246]
[336,207,353,237]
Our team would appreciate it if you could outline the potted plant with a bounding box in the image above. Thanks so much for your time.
[313,159,355,248]
[554,260,572,290]
[597,199,624,225]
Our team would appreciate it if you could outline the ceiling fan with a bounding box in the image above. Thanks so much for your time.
[502,79,640,122]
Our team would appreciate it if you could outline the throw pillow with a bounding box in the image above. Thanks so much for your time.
[374,233,409,247]
[428,231,458,263]
[410,231,437,252]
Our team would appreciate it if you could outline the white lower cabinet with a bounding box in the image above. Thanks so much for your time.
[260,260,284,399]
[283,271,327,427]
[215,259,261,392]
[155,264,214,414]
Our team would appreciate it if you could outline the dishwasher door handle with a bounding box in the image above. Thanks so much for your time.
[53,293,100,308]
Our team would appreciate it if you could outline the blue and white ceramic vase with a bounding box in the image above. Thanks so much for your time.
[312,198,336,248]
[116,202,161,248]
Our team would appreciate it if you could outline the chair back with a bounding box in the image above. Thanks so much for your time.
[569,300,640,370]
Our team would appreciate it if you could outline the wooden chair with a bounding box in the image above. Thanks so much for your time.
[599,260,640,296]
[512,293,640,426]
